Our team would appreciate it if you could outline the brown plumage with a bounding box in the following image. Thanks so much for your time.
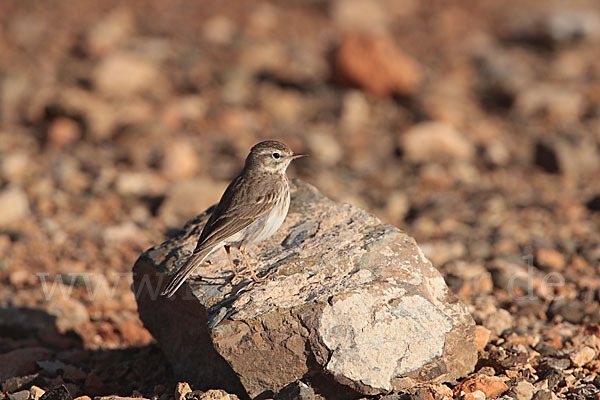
[161,140,304,297]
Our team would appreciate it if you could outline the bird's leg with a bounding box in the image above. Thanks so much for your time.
[240,249,265,282]
[223,246,238,277]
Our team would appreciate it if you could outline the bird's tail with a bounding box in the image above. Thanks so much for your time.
[161,248,211,298]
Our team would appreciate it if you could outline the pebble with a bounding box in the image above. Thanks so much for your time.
[30,386,46,400]
[8,390,30,400]
[197,390,239,400]
[474,325,491,352]
[569,346,596,367]
[463,391,485,400]
[93,52,168,98]
[0,186,30,227]
[332,33,422,97]
[39,385,72,400]
[340,90,370,135]
[175,382,191,400]
[304,132,343,167]
[47,117,82,148]
[457,375,509,398]
[162,138,200,179]
[331,0,389,34]
[1,152,32,184]
[115,171,167,197]
[275,381,316,400]
[510,380,535,400]
[202,16,236,45]
[399,121,475,163]
[535,248,566,271]
[483,309,514,336]
[515,85,585,124]
[84,8,134,57]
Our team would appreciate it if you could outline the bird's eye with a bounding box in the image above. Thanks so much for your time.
[272,152,280,159]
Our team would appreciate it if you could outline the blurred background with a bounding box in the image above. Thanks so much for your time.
[1,0,600,398]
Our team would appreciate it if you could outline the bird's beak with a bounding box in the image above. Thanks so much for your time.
[289,153,307,160]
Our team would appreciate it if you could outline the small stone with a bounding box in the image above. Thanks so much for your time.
[482,308,514,336]
[85,8,134,57]
[569,346,596,367]
[202,16,236,45]
[175,382,191,400]
[548,299,586,324]
[8,270,37,288]
[1,374,45,393]
[474,326,491,352]
[1,152,31,184]
[509,380,535,400]
[544,9,600,45]
[103,222,143,245]
[331,0,390,34]
[399,121,475,163]
[73,396,92,400]
[30,386,46,400]
[47,117,81,148]
[463,391,485,400]
[384,191,410,224]
[535,248,566,271]
[93,52,167,98]
[275,381,315,400]
[0,186,30,227]
[115,171,167,197]
[533,135,600,176]
[457,375,509,398]
[39,385,72,400]
[198,390,239,400]
[162,139,199,179]
[340,90,370,135]
[532,390,553,400]
[304,132,343,167]
[332,33,422,97]
[8,390,30,400]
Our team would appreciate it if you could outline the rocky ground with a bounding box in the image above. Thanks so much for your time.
[1,0,600,399]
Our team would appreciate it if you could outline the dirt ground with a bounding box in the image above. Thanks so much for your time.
[1,0,600,399]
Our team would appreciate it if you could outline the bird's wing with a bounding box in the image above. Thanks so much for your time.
[192,174,282,254]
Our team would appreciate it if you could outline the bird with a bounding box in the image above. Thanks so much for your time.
[161,140,305,298]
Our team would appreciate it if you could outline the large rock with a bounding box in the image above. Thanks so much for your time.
[132,180,476,398]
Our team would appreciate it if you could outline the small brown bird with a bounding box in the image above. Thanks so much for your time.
[161,140,304,297]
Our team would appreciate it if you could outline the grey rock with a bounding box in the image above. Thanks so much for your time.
[133,180,477,398]
[39,386,72,400]
[7,391,29,400]
[1,373,45,393]
[508,380,535,400]
[275,381,316,400]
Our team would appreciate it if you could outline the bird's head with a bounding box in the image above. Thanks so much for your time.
[245,140,305,173]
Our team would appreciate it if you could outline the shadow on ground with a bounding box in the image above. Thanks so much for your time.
[0,307,175,397]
